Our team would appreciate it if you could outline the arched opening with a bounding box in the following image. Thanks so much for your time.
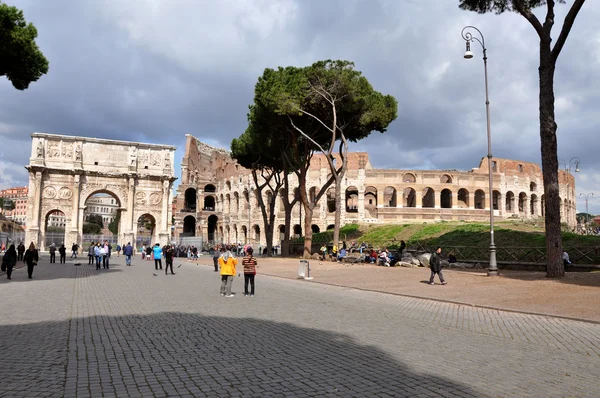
[225,194,231,214]
[441,189,452,208]
[83,192,121,239]
[541,194,546,217]
[244,191,250,210]
[309,187,318,204]
[326,187,336,213]
[327,224,335,230]
[345,186,359,212]
[364,186,377,209]
[530,194,538,216]
[226,181,231,190]
[505,191,515,212]
[136,213,156,247]
[184,188,197,211]
[403,188,416,207]
[422,187,434,208]
[518,192,527,214]
[403,173,416,183]
[241,225,248,243]
[440,174,452,184]
[234,192,240,213]
[204,184,216,193]
[278,225,285,242]
[475,190,485,209]
[384,186,397,207]
[265,191,273,211]
[252,225,260,243]
[457,188,469,208]
[207,214,218,243]
[293,224,302,237]
[183,215,196,236]
[278,190,286,212]
[44,209,66,248]
[203,196,215,211]
[311,224,320,233]
[493,190,500,210]
[530,182,537,192]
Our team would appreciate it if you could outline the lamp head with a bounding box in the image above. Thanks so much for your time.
[575,160,580,172]
[464,41,473,59]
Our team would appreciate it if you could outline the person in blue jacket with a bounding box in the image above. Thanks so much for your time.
[152,243,163,270]
[123,242,134,266]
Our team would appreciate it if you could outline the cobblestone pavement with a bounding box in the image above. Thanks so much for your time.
[1,254,599,397]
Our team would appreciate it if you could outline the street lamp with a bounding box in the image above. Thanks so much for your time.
[579,193,594,226]
[563,157,580,173]
[462,25,498,276]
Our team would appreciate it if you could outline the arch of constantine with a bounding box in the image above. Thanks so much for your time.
[173,134,577,246]
[25,133,176,250]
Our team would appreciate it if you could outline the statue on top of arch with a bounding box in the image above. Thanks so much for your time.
[129,146,137,167]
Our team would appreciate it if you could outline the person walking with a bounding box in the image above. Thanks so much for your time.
[71,243,79,258]
[23,242,39,279]
[242,247,257,297]
[153,243,163,270]
[219,250,238,297]
[17,243,25,262]
[123,242,133,266]
[58,244,67,264]
[2,244,17,280]
[212,247,221,272]
[116,244,121,257]
[49,243,56,263]
[429,246,447,285]
[102,240,112,269]
[164,245,175,275]
[87,242,95,265]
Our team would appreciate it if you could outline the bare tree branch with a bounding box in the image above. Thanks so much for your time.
[551,0,586,63]
[513,0,546,39]
[288,116,329,153]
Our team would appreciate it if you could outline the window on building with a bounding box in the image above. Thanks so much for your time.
[518,164,523,172]
[492,161,497,172]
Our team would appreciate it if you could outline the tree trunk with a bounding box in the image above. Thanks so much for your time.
[539,43,564,278]
[298,169,316,258]
[333,175,342,248]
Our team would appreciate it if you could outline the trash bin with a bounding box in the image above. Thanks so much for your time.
[298,260,313,280]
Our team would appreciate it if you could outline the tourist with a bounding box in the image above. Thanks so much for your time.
[49,243,56,263]
[153,243,163,270]
[242,247,257,297]
[378,249,390,266]
[17,242,25,262]
[429,246,447,285]
[141,244,146,260]
[146,245,153,261]
[23,242,39,279]
[212,246,220,272]
[58,244,66,264]
[103,240,112,269]
[2,244,17,280]
[94,243,102,269]
[123,242,133,266]
[71,242,79,258]
[116,244,121,257]
[219,250,238,297]
[164,245,175,275]
[562,251,572,266]
[338,247,347,262]
[320,244,327,261]
[88,242,95,265]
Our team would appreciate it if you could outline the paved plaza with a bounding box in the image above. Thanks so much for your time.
[1,254,599,397]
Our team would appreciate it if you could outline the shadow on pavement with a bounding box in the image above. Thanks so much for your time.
[0,312,482,397]
[491,269,600,288]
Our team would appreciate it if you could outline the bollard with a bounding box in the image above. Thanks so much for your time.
[298,260,313,280]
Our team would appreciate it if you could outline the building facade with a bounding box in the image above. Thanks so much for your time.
[172,135,577,246]
[0,187,29,225]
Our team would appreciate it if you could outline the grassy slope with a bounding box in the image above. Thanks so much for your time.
[340,221,600,249]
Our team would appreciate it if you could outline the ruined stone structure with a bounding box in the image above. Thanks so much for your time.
[173,135,577,246]
[25,133,177,250]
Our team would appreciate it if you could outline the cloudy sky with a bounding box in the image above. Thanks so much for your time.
[1,0,599,213]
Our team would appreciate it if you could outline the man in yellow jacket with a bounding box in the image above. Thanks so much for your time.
[219,251,238,297]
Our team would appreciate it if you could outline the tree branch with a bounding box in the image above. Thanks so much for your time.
[288,103,335,135]
[288,116,329,153]
[551,0,586,63]
[513,0,546,39]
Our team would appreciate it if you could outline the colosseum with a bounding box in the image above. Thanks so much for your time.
[173,134,577,246]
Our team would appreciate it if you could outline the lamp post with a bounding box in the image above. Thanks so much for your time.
[462,25,498,276]
[559,157,580,173]
[579,193,594,226]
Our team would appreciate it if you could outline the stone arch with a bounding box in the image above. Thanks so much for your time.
[241,225,248,243]
[226,181,231,191]
[43,209,68,248]
[475,190,485,209]
[346,186,359,212]
[441,189,452,208]
[440,174,452,184]
[207,214,218,243]
[403,187,416,207]
[505,191,515,212]
[530,194,538,216]
[384,186,397,207]
[204,195,215,211]
[265,190,274,209]
[364,186,377,208]
[422,187,434,208]
[530,182,537,192]
[493,190,501,211]
[278,224,285,242]
[184,188,197,211]
[293,224,302,237]
[402,173,416,183]
[204,184,216,193]
[326,187,336,213]
[225,193,231,214]
[457,188,469,208]
[311,224,320,233]
[327,224,335,230]
[183,215,196,236]
[234,191,240,213]
[136,213,158,246]
[309,186,318,204]
[518,192,527,214]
